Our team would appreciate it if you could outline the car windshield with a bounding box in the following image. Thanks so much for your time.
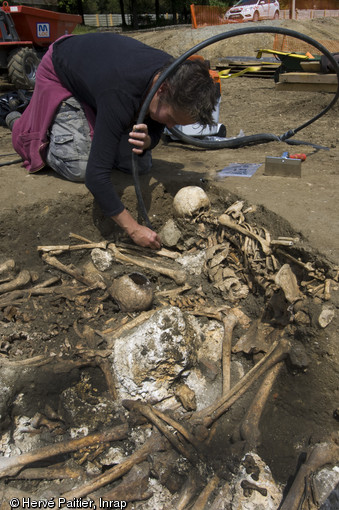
[234,0,258,5]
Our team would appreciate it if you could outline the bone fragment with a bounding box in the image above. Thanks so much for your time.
[0,424,128,478]
[97,358,118,400]
[123,400,197,463]
[69,232,94,243]
[175,469,202,510]
[270,239,294,246]
[151,406,201,451]
[0,354,53,367]
[241,479,267,496]
[42,254,106,289]
[318,306,335,328]
[275,264,302,303]
[0,259,15,275]
[108,243,187,285]
[234,362,283,447]
[222,312,238,394]
[191,474,220,510]
[116,241,181,260]
[60,432,167,501]
[0,269,31,294]
[155,283,191,297]
[280,437,339,510]
[192,338,291,428]
[275,248,315,272]
[0,283,60,308]
[37,242,108,253]
[324,279,331,300]
[218,214,271,255]
[91,464,152,505]
[12,463,85,480]
[105,309,159,347]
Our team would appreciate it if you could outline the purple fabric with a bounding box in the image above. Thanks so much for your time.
[12,36,95,173]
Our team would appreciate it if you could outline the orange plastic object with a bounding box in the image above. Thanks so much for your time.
[289,153,307,161]
[2,3,82,47]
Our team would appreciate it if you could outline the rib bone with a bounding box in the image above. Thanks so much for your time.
[218,214,271,255]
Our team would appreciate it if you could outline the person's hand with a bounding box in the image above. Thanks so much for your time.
[128,124,151,154]
[129,224,161,250]
[112,209,161,250]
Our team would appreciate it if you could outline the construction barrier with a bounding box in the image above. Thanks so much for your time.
[190,4,228,29]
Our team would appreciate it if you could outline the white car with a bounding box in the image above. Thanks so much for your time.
[225,0,280,22]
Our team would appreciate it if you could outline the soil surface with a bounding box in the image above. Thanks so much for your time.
[0,16,338,507]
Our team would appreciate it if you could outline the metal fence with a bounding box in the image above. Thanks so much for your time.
[83,13,174,28]
[280,8,339,19]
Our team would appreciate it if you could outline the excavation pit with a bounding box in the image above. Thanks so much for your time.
[0,180,338,508]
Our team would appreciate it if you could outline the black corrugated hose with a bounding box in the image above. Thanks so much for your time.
[132,25,339,228]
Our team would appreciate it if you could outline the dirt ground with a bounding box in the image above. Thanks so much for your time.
[0,16,338,507]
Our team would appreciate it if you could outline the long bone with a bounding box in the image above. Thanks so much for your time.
[60,432,167,501]
[222,312,239,394]
[191,474,220,510]
[233,362,284,447]
[280,436,339,510]
[0,424,129,478]
[37,241,108,253]
[191,338,291,428]
[123,400,197,463]
[108,243,187,285]
[218,214,271,255]
[42,254,106,289]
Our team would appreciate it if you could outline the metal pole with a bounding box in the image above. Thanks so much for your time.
[291,0,296,20]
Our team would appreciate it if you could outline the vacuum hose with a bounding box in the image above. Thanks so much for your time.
[132,25,339,228]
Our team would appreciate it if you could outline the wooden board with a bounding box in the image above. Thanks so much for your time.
[276,72,338,92]
[279,72,337,84]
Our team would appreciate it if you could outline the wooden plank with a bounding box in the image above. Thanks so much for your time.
[275,82,337,92]
[278,72,338,84]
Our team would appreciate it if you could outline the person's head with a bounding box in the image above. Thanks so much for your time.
[148,58,218,129]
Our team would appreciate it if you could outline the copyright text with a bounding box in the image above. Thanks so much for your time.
[9,498,127,509]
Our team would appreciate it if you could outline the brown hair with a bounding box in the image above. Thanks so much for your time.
[160,58,219,127]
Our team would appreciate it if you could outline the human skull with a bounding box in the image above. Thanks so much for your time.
[109,272,153,312]
[173,186,210,217]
